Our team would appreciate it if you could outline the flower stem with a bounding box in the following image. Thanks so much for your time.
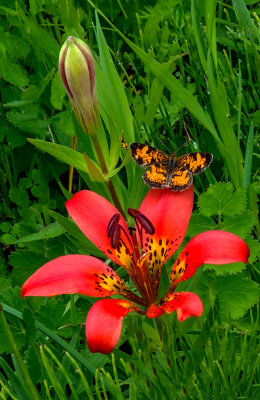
[68,135,77,194]
[90,134,126,218]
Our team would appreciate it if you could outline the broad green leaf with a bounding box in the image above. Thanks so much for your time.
[214,276,259,320]
[9,222,66,244]
[204,262,247,275]
[187,214,216,237]
[198,183,247,216]
[219,211,255,238]
[28,139,88,173]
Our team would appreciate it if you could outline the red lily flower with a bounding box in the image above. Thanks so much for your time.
[21,187,249,354]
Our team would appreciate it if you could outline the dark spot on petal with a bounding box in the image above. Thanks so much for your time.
[159,239,162,246]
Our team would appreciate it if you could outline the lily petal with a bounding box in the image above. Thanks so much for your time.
[86,299,138,354]
[66,191,129,265]
[170,231,250,284]
[147,291,203,321]
[21,255,131,298]
[138,186,194,289]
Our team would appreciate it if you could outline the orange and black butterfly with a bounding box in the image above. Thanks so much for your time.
[130,143,213,191]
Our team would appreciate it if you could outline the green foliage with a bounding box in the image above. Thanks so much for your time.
[0,0,259,398]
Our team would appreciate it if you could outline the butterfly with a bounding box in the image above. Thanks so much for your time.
[129,143,213,191]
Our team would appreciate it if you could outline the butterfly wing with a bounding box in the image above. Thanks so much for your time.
[130,143,169,166]
[168,167,193,191]
[143,164,168,189]
[176,152,213,175]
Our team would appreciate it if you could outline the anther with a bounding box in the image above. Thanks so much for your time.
[110,224,121,249]
[107,214,120,237]
[136,213,155,235]
[127,208,139,218]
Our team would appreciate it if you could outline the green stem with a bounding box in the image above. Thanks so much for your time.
[0,306,41,400]
[90,134,126,218]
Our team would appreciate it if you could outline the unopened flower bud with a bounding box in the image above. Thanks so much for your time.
[59,36,99,135]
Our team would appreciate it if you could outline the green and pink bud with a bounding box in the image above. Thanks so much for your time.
[59,36,99,135]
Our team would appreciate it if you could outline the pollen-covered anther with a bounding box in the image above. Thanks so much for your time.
[136,213,155,235]
[107,214,120,237]
[110,224,121,249]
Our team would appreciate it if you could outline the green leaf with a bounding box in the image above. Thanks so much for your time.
[36,298,68,332]
[232,0,260,42]
[28,139,88,173]
[1,58,29,88]
[59,111,77,138]
[0,221,11,233]
[145,78,164,125]
[92,9,221,145]
[51,71,66,110]
[49,211,104,258]
[83,152,105,182]
[198,183,247,216]
[243,123,254,189]
[214,276,259,320]
[219,211,255,238]
[9,187,29,208]
[95,14,134,143]
[20,11,60,57]
[8,250,47,284]
[204,262,247,275]
[9,222,66,244]
[187,214,216,237]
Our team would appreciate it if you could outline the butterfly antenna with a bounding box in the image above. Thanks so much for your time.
[174,121,193,153]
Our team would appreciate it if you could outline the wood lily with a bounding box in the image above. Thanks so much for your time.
[21,187,249,354]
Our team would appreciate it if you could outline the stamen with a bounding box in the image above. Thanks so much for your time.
[107,214,120,237]
[110,224,121,249]
[136,213,155,235]
[128,208,139,218]
[128,227,136,236]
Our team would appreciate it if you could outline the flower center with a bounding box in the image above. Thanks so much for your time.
[106,211,156,304]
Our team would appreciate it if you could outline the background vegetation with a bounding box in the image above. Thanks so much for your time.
[0,0,259,398]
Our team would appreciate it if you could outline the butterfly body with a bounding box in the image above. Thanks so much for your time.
[130,143,213,191]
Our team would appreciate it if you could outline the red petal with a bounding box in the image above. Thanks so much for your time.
[86,299,138,354]
[171,231,250,284]
[147,292,203,321]
[139,186,194,259]
[65,191,128,265]
[21,255,129,298]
